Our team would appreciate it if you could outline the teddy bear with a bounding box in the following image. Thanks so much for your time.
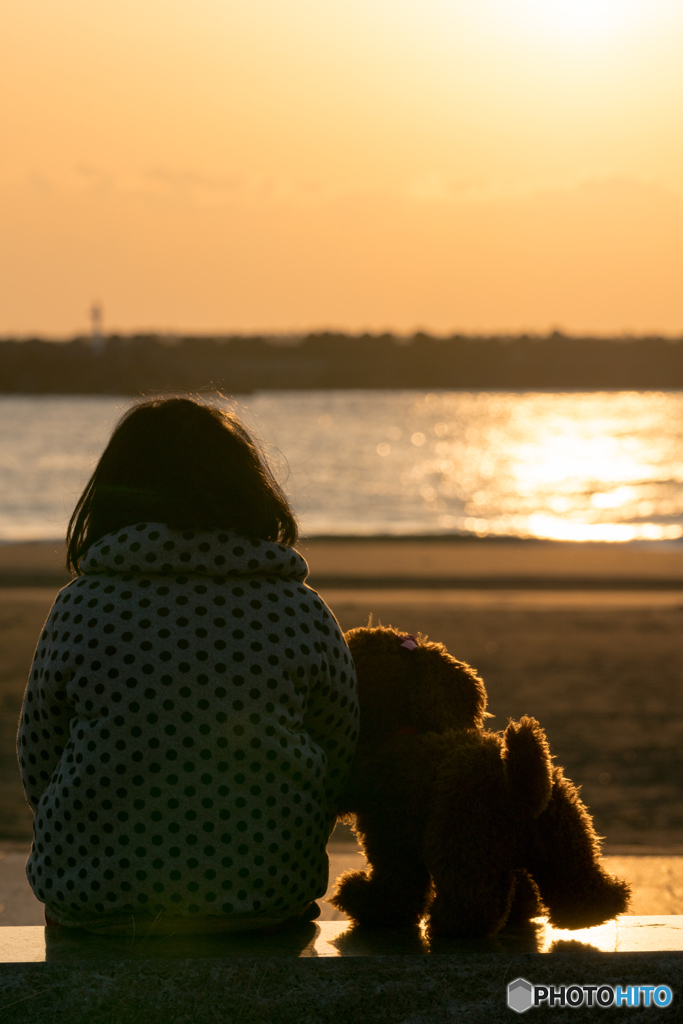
[330,625,631,939]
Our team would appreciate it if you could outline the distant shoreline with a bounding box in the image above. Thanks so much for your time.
[2,333,683,392]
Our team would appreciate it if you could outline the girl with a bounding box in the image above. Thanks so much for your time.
[18,397,358,935]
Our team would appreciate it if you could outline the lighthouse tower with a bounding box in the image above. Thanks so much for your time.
[90,302,104,356]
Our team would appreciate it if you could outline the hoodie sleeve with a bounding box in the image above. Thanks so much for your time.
[303,595,359,805]
[17,594,75,811]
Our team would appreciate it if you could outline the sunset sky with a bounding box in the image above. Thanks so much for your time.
[3,0,683,336]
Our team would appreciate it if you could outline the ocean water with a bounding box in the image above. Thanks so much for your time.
[0,391,682,542]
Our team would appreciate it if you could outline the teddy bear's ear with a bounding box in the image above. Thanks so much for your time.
[407,642,489,733]
[344,626,416,743]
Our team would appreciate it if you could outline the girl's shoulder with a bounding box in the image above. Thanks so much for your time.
[77,523,309,584]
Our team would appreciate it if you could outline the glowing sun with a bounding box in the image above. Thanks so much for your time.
[521,0,645,44]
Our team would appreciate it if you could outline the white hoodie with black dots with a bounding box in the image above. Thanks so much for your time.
[18,524,358,933]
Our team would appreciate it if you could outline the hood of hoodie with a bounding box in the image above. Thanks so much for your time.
[79,522,309,582]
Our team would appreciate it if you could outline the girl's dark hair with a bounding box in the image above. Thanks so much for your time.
[66,397,297,573]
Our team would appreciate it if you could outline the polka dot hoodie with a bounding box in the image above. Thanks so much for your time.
[18,524,358,933]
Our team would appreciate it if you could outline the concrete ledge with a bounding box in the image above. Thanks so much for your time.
[3,917,683,961]
[1,919,683,1023]
[1,948,683,1023]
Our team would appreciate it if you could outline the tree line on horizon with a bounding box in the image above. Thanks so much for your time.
[0,332,682,393]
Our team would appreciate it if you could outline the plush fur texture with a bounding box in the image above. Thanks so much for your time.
[330,626,631,938]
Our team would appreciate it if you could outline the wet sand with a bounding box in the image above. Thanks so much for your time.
[300,537,683,588]
[4,537,683,588]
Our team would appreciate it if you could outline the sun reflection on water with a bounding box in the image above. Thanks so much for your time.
[397,391,683,541]
[249,389,683,541]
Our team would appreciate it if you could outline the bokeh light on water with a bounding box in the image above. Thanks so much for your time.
[245,390,683,540]
[0,391,682,541]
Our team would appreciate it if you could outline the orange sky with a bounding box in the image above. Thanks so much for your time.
[3,0,683,336]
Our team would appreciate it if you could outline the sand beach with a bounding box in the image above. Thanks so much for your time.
[1,537,681,848]
[1,536,682,923]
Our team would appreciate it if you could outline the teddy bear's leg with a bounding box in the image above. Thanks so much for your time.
[526,767,631,929]
[426,859,517,939]
[330,861,431,929]
[329,814,432,928]
[423,795,520,938]
[503,870,544,929]
[416,738,528,940]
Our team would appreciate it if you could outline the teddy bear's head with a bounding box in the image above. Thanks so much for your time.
[345,625,489,748]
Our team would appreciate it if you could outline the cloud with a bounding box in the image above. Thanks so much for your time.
[65,164,345,209]
[403,169,680,207]
[14,161,681,218]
